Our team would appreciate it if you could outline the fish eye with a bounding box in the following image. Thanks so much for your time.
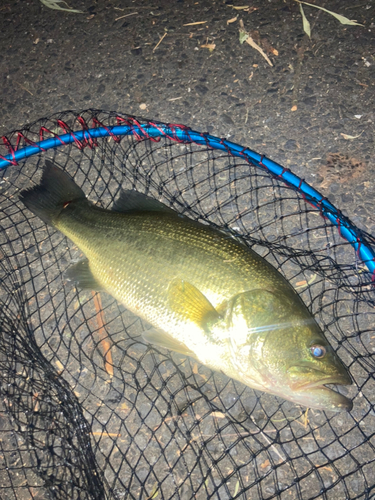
[310,345,326,358]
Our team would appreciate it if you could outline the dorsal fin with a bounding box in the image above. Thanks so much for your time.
[113,189,178,215]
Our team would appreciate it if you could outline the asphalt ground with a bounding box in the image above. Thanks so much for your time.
[0,0,374,223]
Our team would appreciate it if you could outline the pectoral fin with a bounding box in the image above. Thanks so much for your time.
[168,279,220,329]
[65,259,103,291]
[142,328,196,358]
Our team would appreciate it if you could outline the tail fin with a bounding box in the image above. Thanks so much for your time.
[19,160,86,226]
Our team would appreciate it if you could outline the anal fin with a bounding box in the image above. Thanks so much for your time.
[65,259,103,291]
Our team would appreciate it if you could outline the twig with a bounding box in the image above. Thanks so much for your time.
[14,81,33,95]
[115,12,138,21]
[153,32,167,52]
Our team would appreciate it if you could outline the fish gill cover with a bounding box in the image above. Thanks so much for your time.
[0,109,374,500]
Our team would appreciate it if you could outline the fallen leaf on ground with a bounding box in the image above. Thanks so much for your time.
[340,131,363,140]
[201,43,216,51]
[55,360,64,373]
[146,482,159,500]
[183,21,207,26]
[211,411,226,419]
[227,16,238,24]
[298,1,364,27]
[234,481,240,496]
[245,36,273,66]
[296,280,307,287]
[239,21,273,66]
[300,3,311,38]
[230,5,250,10]
[40,0,83,13]
[245,7,258,13]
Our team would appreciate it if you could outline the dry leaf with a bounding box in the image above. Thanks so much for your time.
[260,459,270,469]
[299,3,311,38]
[192,363,199,374]
[239,23,274,66]
[227,16,238,25]
[201,43,216,51]
[239,31,248,44]
[340,131,363,140]
[300,1,364,27]
[211,411,226,419]
[295,274,316,289]
[245,36,273,66]
[320,466,333,472]
[244,6,258,13]
[249,30,279,56]
[296,280,308,287]
[234,480,240,496]
[40,0,83,13]
[146,482,159,500]
[259,37,279,56]
[183,21,207,26]
[55,360,64,373]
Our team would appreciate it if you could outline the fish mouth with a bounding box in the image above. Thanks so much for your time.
[296,375,352,391]
[287,369,353,411]
[294,375,353,412]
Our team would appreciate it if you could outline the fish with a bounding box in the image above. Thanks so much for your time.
[19,160,353,412]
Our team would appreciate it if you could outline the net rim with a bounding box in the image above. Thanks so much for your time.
[0,109,374,275]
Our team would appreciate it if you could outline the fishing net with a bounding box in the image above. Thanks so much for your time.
[0,110,374,500]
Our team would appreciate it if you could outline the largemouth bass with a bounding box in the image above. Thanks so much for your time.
[20,161,353,411]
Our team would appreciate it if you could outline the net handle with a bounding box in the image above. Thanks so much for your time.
[1,117,374,275]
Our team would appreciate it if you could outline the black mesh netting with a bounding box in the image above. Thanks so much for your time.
[0,110,374,500]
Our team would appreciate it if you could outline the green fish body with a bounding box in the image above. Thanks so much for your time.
[20,161,353,411]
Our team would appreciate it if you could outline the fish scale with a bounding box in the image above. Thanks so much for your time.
[57,202,288,317]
